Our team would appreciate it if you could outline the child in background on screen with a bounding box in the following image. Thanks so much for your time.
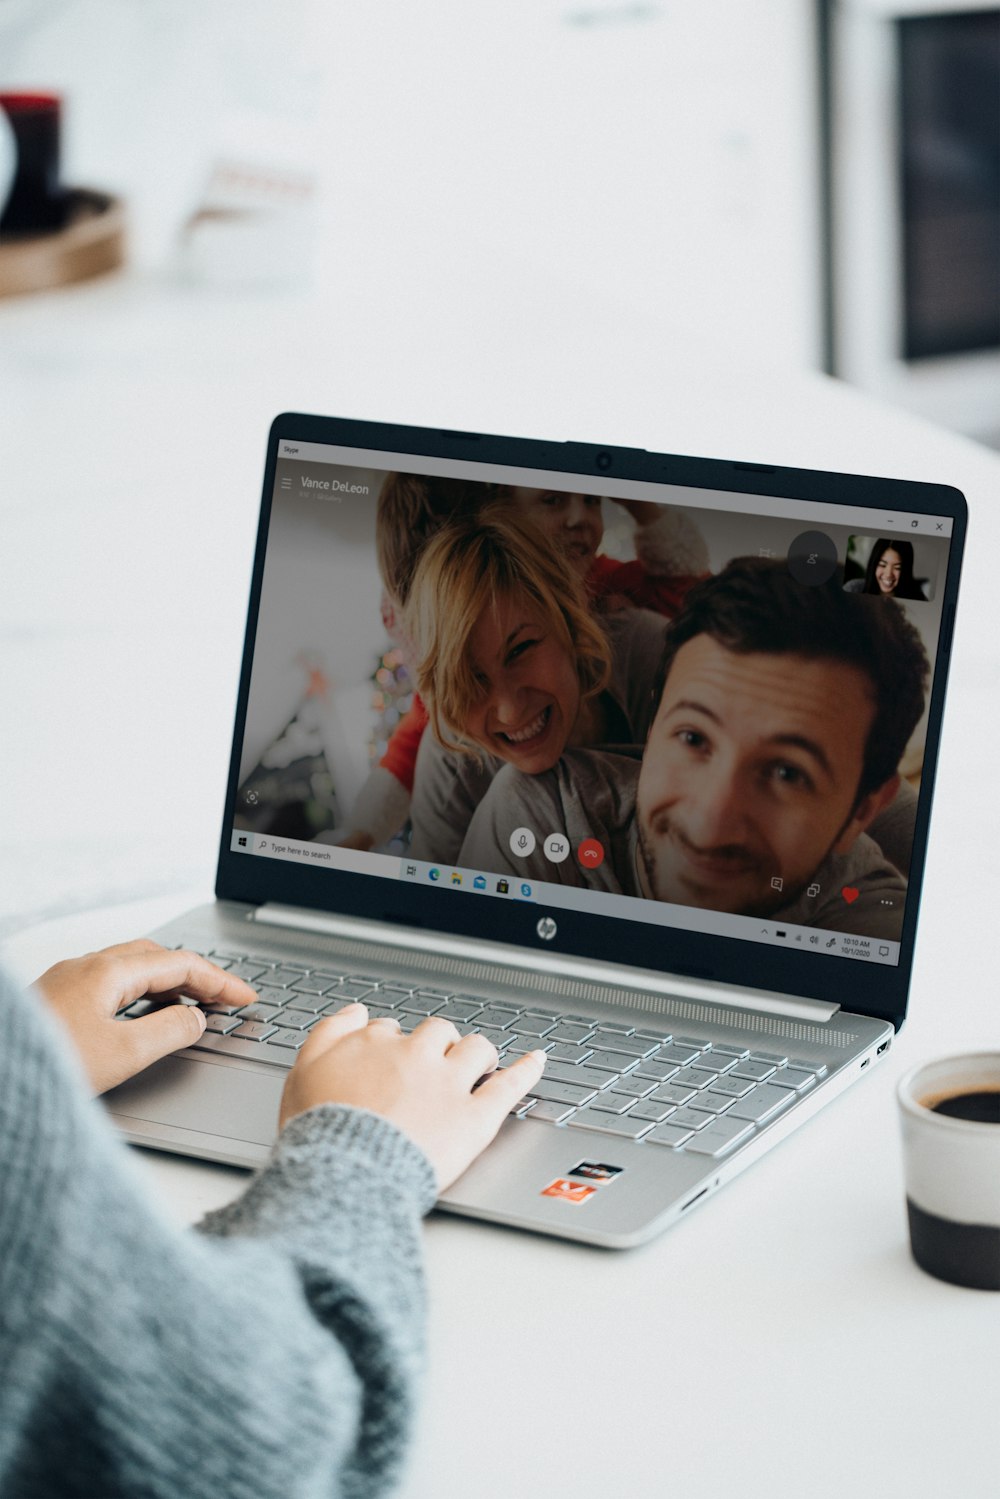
[338,473,709,852]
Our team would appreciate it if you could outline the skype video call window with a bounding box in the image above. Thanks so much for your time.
[233,449,954,965]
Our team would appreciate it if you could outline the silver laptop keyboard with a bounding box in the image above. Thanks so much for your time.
[123,946,829,1161]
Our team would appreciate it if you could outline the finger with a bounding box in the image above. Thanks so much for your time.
[296,1004,368,1064]
[407,1015,462,1052]
[368,1015,401,1030]
[124,1002,208,1076]
[105,948,259,1012]
[474,1050,546,1114]
[445,1031,499,1083]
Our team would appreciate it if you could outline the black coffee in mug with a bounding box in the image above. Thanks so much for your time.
[930,1089,1000,1125]
[899,1058,1000,1292]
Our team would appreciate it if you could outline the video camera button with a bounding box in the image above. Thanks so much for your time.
[543,832,570,863]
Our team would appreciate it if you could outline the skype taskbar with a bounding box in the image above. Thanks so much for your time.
[229,830,901,966]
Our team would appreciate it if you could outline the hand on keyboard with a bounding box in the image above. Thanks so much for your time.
[34,940,258,1095]
[280,1005,547,1191]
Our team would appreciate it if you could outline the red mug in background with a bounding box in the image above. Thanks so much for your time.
[0,92,66,234]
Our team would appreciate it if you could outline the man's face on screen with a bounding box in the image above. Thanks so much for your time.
[508,488,603,578]
[464,594,581,774]
[635,635,878,916]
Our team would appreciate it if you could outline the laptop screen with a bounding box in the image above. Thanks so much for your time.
[227,431,956,977]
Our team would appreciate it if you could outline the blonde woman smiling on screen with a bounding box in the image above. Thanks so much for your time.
[405,509,668,866]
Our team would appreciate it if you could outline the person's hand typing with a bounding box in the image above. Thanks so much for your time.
[34,939,257,1094]
[280,1005,546,1192]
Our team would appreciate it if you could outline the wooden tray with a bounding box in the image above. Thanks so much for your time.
[0,188,125,297]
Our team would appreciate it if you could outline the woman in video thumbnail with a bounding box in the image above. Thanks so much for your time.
[405,508,668,864]
[859,539,926,600]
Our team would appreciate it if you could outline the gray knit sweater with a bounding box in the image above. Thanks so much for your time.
[0,965,437,1499]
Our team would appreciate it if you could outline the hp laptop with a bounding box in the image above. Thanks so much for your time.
[106,414,965,1248]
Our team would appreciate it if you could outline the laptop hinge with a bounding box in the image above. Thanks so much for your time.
[251,903,840,1024]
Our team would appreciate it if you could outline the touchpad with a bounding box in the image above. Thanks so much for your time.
[105,1054,283,1147]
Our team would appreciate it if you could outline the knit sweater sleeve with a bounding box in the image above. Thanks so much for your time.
[0,965,437,1499]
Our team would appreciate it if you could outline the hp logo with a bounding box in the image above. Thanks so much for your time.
[536,916,557,942]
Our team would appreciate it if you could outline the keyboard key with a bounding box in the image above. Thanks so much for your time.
[509,1097,536,1117]
[470,1025,511,1049]
[414,989,452,1002]
[688,1054,736,1075]
[708,1075,755,1098]
[589,1031,656,1057]
[475,1008,521,1029]
[710,1044,750,1059]
[597,1020,634,1035]
[645,1123,694,1148]
[543,1061,608,1089]
[336,983,376,1001]
[687,1092,733,1116]
[311,971,348,985]
[567,1109,653,1139]
[798,1061,828,1078]
[634,1029,672,1044]
[651,1083,696,1106]
[633,1060,679,1083]
[397,994,446,1015]
[676,1067,716,1091]
[523,1099,576,1123]
[749,1051,789,1066]
[503,1040,557,1058]
[663,1107,713,1130]
[726,1085,796,1124]
[546,1043,594,1065]
[610,1075,656,1099]
[547,1022,595,1043]
[272,1009,316,1031]
[291,978,334,997]
[586,1050,637,1075]
[683,1119,754,1157]
[379,983,415,997]
[438,1000,483,1022]
[193,1033,292,1067]
[731,1061,776,1083]
[658,1044,701,1065]
[263,967,311,988]
[509,1014,558,1036]
[629,1099,676,1124]
[227,963,270,984]
[238,1003,281,1025]
[268,1028,309,1050]
[204,1013,241,1034]
[280,991,328,1013]
[589,1092,636,1115]
[209,949,248,964]
[232,1021,278,1041]
[529,1081,598,1107]
[767,1067,817,1093]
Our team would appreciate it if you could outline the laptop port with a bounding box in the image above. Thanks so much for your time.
[860,1058,870,1069]
[877,1041,890,1055]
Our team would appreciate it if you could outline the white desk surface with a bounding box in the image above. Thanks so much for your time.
[3,272,1000,1496]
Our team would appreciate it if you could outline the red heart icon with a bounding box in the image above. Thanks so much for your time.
[841,886,860,904]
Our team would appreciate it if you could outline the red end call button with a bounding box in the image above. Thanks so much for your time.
[577,838,605,870]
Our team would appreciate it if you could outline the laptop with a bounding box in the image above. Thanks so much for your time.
[105,413,966,1248]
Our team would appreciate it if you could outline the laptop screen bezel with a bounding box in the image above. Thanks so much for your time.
[214,412,967,1030]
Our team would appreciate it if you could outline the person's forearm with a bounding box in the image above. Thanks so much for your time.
[0,972,433,1499]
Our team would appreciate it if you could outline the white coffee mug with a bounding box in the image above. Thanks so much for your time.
[897,1052,1000,1290]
